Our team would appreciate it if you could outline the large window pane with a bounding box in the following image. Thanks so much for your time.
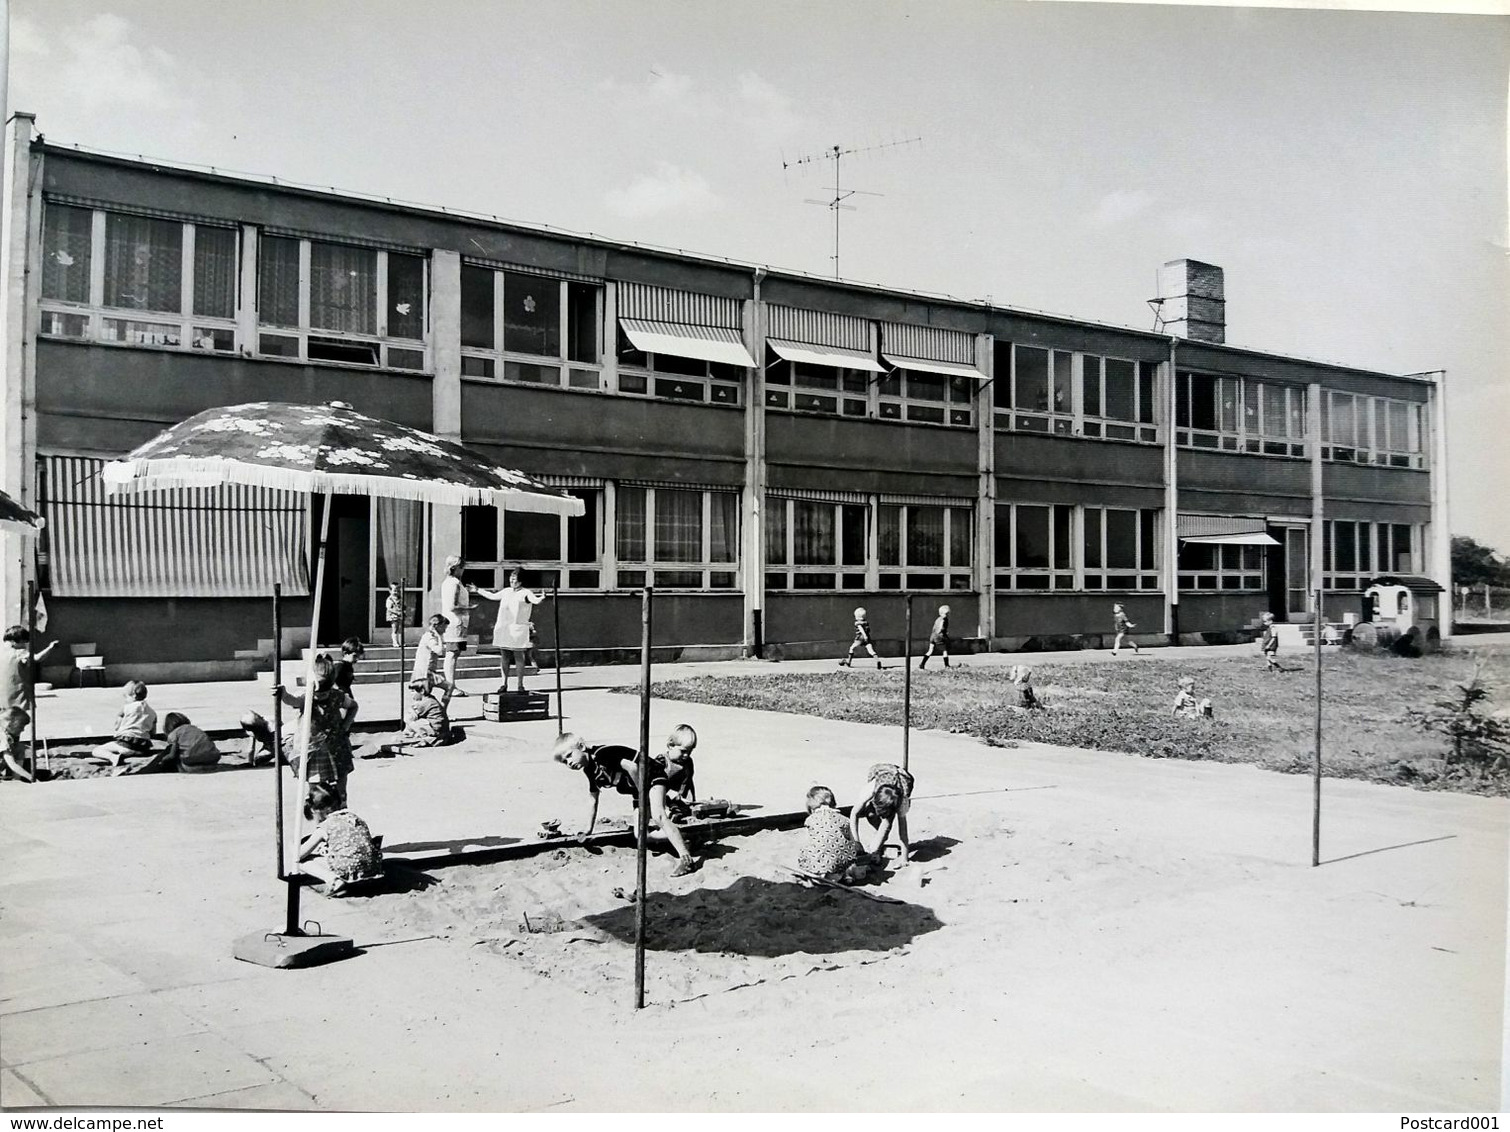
[841,505,866,566]
[1106,510,1137,570]
[1082,356,1102,417]
[1104,359,1135,422]
[388,252,425,340]
[1052,354,1073,413]
[1015,346,1049,411]
[503,270,560,357]
[192,226,237,318]
[567,282,599,364]
[565,491,599,563]
[258,235,300,327]
[653,490,702,563]
[766,503,787,565]
[1016,505,1050,569]
[1391,524,1413,572]
[1189,375,1216,431]
[1083,508,1103,569]
[1053,505,1072,569]
[907,506,945,568]
[504,511,560,561]
[993,505,1012,567]
[793,500,836,566]
[878,505,901,566]
[309,242,376,334]
[1334,521,1357,572]
[1139,510,1156,569]
[42,204,93,303]
[461,265,495,349]
[1137,362,1157,425]
[709,493,739,563]
[616,487,646,563]
[104,214,182,313]
[1218,378,1240,433]
[1262,383,1287,437]
[949,507,972,567]
[461,505,497,561]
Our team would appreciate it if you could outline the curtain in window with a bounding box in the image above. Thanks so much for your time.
[259,236,300,327]
[907,506,944,568]
[654,489,702,564]
[765,502,787,565]
[878,505,901,567]
[708,492,739,564]
[376,498,423,589]
[309,242,376,334]
[193,227,237,319]
[388,253,425,340]
[42,204,93,303]
[792,500,835,566]
[616,487,646,563]
[104,214,182,313]
[949,507,972,567]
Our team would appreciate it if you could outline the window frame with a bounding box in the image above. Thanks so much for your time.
[613,485,742,591]
[254,233,430,372]
[1175,370,1307,457]
[39,203,242,356]
[1323,519,1419,590]
[1321,390,1425,469]
[876,502,973,591]
[461,488,606,592]
[460,264,604,390]
[763,496,870,592]
[1080,506,1161,591]
[998,345,1159,443]
[613,327,746,406]
[993,502,1077,591]
[1176,541,1266,592]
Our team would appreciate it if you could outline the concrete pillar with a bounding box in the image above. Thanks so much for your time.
[975,331,995,644]
[742,278,766,657]
[429,249,462,614]
[1,113,37,626]
[236,224,258,352]
[1429,372,1452,640]
[1309,382,1325,616]
[1163,339,1179,638]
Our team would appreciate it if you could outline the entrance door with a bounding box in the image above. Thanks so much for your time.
[1285,527,1310,621]
[316,495,372,646]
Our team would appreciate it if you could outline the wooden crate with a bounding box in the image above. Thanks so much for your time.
[482,690,551,722]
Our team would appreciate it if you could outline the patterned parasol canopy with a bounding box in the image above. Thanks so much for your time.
[0,487,43,537]
[101,400,584,516]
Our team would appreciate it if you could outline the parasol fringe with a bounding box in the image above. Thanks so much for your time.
[101,457,585,517]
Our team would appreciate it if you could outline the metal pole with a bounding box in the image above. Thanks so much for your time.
[273,583,285,880]
[25,579,37,781]
[634,585,653,1009]
[288,491,332,934]
[1312,587,1322,868]
[902,594,912,773]
[398,575,407,724]
[553,578,564,735]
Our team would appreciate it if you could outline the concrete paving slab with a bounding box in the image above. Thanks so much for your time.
[167,1079,316,1110]
[0,993,209,1066]
[0,957,148,1017]
[18,1031,276,1109]
[0,1067,49,1108]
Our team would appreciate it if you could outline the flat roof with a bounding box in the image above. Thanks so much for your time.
[30,135,1435,387]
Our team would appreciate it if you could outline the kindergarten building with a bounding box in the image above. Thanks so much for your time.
[0,114,1451,683]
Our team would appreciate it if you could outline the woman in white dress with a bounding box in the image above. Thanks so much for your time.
[472,569,545,693]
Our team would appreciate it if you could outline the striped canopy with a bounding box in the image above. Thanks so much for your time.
[0,488,43,537]
[102,401,585,516]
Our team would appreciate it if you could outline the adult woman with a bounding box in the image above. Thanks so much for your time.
[472,569,545,694]
[438,555,471,696]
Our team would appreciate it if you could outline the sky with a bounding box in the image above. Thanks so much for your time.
[8,0,1509,550]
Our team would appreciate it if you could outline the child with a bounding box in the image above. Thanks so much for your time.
[851,762,915,866]
[2,625,58,782]
[397,676,452,747]
[919,604,952,669]
[551,731,700,877]
[1259,612,1280,671]
[1009,664,1041,710]
[840,607,882,669]
[91,681,157,767]
[796,785,870,883]
[334,638,364,696]
[238,711,278,767]
[385,583,405,649]
[298,783,384,896]
[1171,676,1214,719]
[280,654,358,815]
[411,615,449,701]
[657,724,698,821]
[118,711,222,775]
[1112,603,1140,656]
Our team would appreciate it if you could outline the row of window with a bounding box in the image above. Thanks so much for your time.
[1323,520,1418,590]
[38,202,1427,461]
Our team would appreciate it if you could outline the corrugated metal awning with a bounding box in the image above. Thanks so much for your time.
[768,339,884,373]
[1177,514,1269,540]
[620,319,756,368]
[881,353,988,381]
[1181,532,1279,546]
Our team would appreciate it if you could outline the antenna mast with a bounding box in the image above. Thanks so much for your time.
[784,136,921,279]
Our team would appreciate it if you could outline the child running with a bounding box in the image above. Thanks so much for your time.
[851,762,915,866]
[796,785,870,884]
[839,607,882,669]
[919,604,952,669]
[1111,603,1140,656]
[551,731,700,877]
[1259,612,1280,671]
[91,681,158,767]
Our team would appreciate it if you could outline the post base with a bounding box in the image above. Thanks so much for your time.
[232,930,355,969]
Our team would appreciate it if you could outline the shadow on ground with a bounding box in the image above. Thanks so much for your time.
[908,835,960,863]
[582,876,942,957]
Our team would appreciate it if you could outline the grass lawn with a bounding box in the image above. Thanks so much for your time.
[641,646,1510,796]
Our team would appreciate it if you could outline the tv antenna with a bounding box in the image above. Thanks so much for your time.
[783,137,922,278]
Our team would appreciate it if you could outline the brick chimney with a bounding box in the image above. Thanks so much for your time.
[1155,259,1225,344]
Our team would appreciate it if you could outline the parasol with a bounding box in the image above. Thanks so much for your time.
[103,400,583,962]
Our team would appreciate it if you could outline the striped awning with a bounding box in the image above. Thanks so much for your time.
[881,353,988,381]
[1176,513,1278,546]
[768,339,885,373]
[620,319,756,368]
[40,455,311,597]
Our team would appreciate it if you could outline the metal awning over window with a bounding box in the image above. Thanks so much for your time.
[620,319,756,368]
[40,454,311,597]
[881,353,988,381]
[768,339,885,373]
[1176,514,1279,546]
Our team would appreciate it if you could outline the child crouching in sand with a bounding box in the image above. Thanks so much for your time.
[851,762,915,866]
[797,786,873,884]
[91,681,157,766]
[298,783,383,896]
[552,731,700,877]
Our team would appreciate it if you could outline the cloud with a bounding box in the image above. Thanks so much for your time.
[599,68,804,139]
[10,16,50,58]
[14,12,195,124]
[1088,188,1157,228]
[737,72,803,140]
[604,162,722,219]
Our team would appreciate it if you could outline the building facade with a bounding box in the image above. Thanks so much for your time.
[0,115,1451,683]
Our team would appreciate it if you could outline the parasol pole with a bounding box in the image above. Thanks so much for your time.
[398,575,407,725]
[902,594,912,773]
[25,579,37,782]
[288,490,332,933]
[273,583,285,880]
[1312,586,1323,867]
[553,577,563,735]
[634,585,652,1009]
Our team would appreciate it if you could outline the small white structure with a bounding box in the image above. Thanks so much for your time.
[1353,575,1445,654]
